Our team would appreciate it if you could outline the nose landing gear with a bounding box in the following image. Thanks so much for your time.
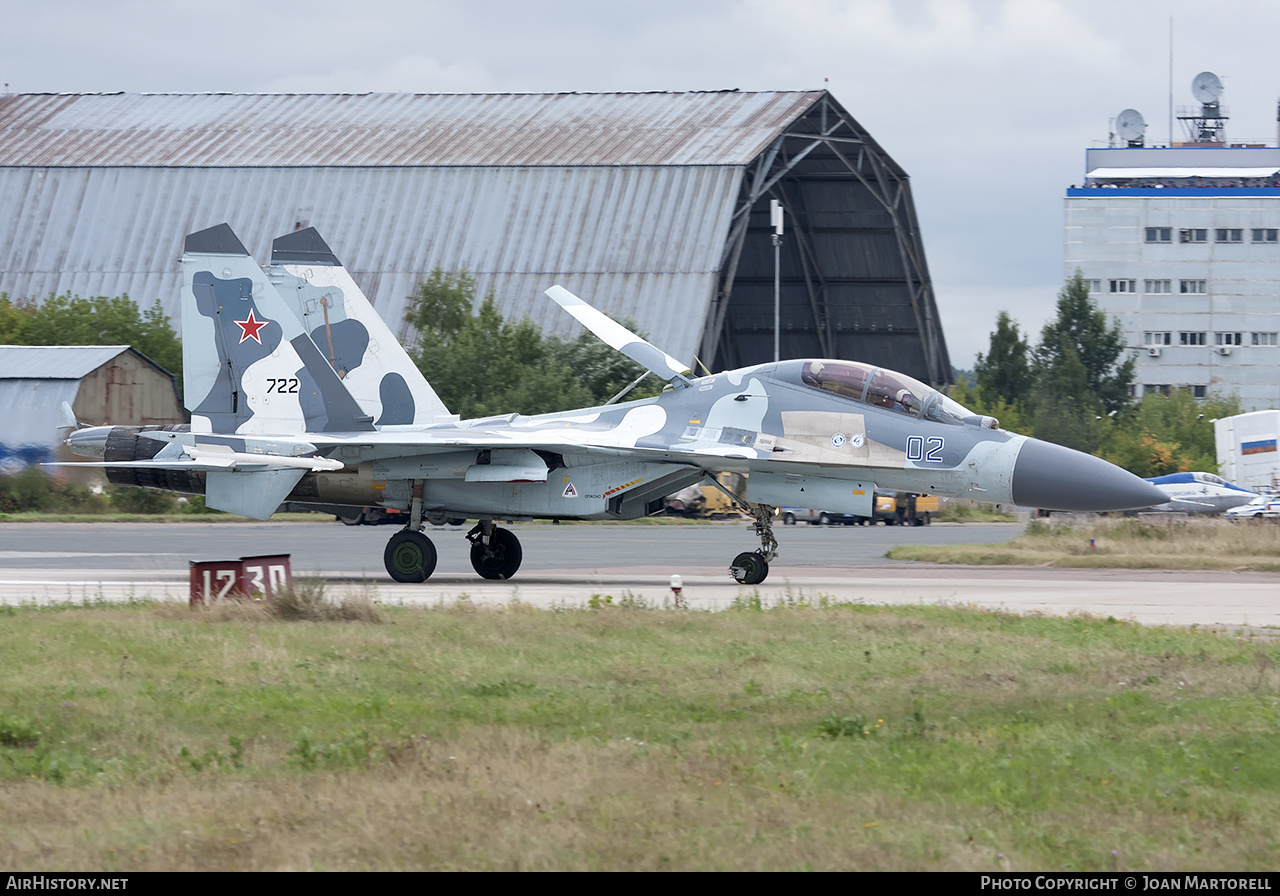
[729,502,778,585]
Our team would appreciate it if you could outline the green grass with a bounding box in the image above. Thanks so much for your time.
[890,515,1280,571]
[1,594,1278,870]
[934,502,1019,523]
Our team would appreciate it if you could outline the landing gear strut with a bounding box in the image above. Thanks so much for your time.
[467,520,523,580]
[729,502,778,585]
[382,479,438,583]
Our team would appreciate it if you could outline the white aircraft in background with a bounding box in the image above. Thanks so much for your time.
[1141,472,1259,515]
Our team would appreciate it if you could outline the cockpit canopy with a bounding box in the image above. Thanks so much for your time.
[799,360,973,425]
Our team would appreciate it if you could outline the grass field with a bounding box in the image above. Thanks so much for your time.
[1,591,1278,871]
[888,516,1280,571]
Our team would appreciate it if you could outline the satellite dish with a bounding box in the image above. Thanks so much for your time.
[1116,109,1146,142]
[1191,71,1223,104]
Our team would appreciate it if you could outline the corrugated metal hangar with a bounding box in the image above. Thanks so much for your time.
[0,345,182,472]
[0,90,950,385]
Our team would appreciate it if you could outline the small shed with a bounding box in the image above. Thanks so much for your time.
[0,345,183,472]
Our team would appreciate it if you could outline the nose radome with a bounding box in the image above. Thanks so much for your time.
[1011,439,1167,512]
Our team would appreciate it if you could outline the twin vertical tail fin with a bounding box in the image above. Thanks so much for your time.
[266,228,452,426]
[181,224,375,435]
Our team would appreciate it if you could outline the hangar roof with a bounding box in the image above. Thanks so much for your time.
[0,91,823,168]
[0,90,949,387]
[0,345,132,379]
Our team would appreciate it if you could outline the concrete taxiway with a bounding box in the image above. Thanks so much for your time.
[0,521,1275,632]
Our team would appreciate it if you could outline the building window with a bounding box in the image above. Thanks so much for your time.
[1179,279,1207,294]
[1144,279,1171,294]
[1251,228,1278,242]
[1109,279,1137,294]
[1215,228,1243,243]
[1084,279,1102,294]
[1191,385,1207,398]
[1143,331,1171,345]
[1146,384,1172,396]
[1215,332,1243,346]
[1252,332,1279,346]
[1179,228,1208,243]
[1145,227,1172,243]
[1179,332,1207,346]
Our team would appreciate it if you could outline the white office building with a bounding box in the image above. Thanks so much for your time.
[1064,92,1280,411]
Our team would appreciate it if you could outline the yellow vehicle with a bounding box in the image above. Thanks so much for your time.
[662,472,750,519]
[853,490,938,526]
[702,472,749,519]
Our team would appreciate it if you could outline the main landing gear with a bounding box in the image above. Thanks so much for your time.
[385,529,438,583]
[729,502,779,586]
[466,520,523,580]
[379,480,523,583]
[381,519,524,583]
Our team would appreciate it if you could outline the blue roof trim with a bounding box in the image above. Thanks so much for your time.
[1067,188,1280,198]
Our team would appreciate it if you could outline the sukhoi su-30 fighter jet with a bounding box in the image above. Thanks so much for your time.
[60,224,1165,585]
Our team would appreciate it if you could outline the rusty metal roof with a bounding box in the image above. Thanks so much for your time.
[0,89,951,385]
[0,91,824,168]
[0,345,131,379]
[0,164,741,364]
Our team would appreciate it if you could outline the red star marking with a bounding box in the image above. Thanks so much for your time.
[233,309,269,344]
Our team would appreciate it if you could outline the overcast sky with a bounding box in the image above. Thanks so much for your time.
[4,0,1279,367]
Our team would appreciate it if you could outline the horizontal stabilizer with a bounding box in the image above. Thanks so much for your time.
[206,468,307,520]
[545,285,691,387]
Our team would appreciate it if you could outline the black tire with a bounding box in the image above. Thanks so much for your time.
[729,551,769,585]
[470,527,523,580]
[338,509,365,526]
[384,530,437,583]
[819,512,832,526]
[783,512,797,526]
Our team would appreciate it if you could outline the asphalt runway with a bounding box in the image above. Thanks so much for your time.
[1,520,1276,631]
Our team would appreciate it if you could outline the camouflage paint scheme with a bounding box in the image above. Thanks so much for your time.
[62,224,1165,584]
[266,228,450,428]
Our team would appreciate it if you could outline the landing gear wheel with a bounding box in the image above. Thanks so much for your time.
[730,551,769,585]
[384,530,437,583]
[469,527,523,580]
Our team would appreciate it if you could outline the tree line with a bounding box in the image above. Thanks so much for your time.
[1,292,182,389]
[402,267,660,418]
[952,271,1239,477]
